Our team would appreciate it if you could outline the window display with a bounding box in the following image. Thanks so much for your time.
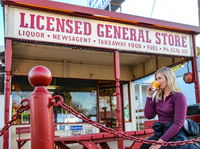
[11,77,130,126]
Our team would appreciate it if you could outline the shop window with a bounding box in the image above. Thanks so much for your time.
[0,55,5,94]
[54,91,97,123]
[99,87,117,128]
[122,83,131,122]
[12,91,31,124]
[12,90,97,124]
[11,76,130,126]
[0,74,4,94]
[98,81,131,128]
[11,76,97,125]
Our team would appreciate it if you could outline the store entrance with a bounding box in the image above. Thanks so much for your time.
[98,81,118,128]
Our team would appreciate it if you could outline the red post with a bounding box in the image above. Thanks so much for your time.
[114,51,124,149]
[191,35,200,103]
[4,39,12,149]
[28,66,54,149]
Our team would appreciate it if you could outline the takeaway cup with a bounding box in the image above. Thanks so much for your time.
[151,81,160,91]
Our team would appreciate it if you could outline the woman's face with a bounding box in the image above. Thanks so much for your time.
[155,72,167,90]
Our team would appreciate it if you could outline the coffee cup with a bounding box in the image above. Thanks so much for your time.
[151,81,160,91]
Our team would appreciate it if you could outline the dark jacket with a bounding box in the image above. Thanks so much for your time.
[140,121,200,149]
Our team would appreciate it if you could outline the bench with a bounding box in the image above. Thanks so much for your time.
[53,120,157,149]
[187,115,200,126]
[16,126,61,149]
[16,126,153,149]
[54,129,154,149]
[187,114,200,141]
[124,120,157,149]
[16,127,31,149]
[144,120,158,129]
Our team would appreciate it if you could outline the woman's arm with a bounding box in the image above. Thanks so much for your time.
[144,97,157,119]
[144,86,157,119]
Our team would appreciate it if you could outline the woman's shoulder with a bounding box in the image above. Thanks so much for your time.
[171,92,186,100]
[173,91,185,96]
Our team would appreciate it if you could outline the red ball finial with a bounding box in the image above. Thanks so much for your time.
[28,66,52,87]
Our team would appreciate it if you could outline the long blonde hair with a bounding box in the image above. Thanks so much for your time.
[155,67,180,102]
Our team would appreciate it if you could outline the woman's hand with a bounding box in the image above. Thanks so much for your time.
[149,138,164,149]
[149,144,161,149]
[147,85,155,98]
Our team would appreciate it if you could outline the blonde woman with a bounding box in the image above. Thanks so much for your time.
[140,67,200,149]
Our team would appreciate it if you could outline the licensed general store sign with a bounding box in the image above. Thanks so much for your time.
[5,6,193,56]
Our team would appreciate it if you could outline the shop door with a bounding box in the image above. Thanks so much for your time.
[98,81,118,128]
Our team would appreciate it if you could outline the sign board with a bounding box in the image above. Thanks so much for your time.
[70,125,83,130]
[5,6,193,57]
[70,125,83,135]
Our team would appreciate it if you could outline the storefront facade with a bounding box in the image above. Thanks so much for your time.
[1,0,200,148]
